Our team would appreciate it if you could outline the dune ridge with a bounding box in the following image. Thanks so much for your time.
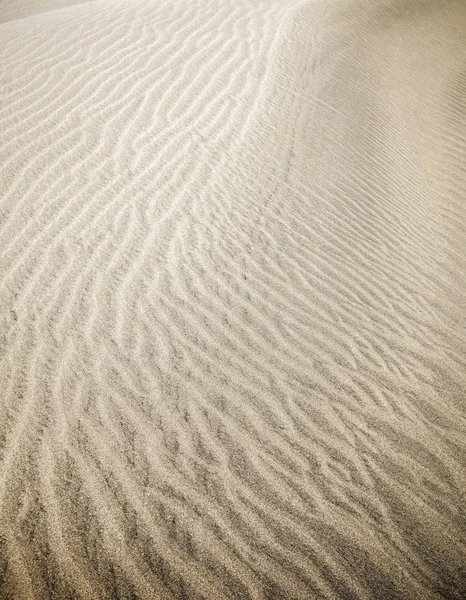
[1,0,466,598]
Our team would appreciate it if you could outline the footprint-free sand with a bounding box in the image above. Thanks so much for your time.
[1,1,465,598]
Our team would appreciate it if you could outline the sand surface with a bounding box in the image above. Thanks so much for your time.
[1,0,466,598]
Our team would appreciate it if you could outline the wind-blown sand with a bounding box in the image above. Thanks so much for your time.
[1,0,466,598]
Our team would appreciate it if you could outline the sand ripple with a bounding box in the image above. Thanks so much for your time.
[1,0,466,598]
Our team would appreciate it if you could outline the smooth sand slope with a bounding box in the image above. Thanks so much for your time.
[1,0,466,598]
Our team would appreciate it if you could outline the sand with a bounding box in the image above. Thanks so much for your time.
[1,0,466,598]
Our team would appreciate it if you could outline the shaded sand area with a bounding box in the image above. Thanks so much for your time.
[1,0,466,598]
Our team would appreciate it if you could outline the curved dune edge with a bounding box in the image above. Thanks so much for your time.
[1,1,466,599]
[0,0,98,24]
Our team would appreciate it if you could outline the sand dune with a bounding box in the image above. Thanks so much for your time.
[1,0,466,598]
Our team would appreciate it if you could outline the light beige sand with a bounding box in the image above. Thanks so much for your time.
[1,0,466,598]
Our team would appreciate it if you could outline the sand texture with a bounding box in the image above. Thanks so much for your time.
[1,0,466,598]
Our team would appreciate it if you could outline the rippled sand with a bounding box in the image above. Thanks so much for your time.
[1,0,466,598]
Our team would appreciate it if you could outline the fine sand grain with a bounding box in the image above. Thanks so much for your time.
[1,0,466,598]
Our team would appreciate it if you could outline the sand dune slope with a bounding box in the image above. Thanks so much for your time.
[1,0,466,598]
